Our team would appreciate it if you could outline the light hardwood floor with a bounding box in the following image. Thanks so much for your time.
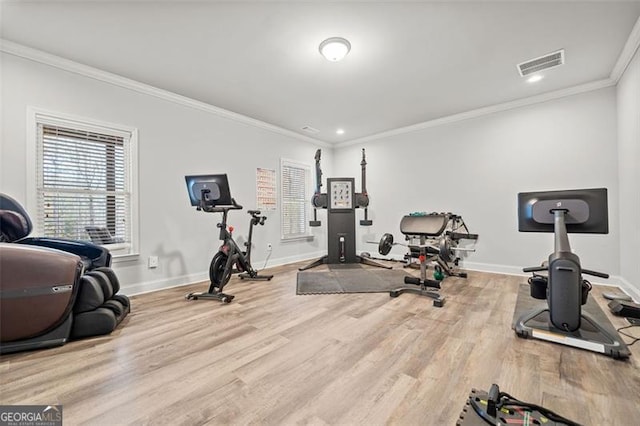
[1,262,639,425]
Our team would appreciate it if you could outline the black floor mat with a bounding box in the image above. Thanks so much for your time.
[511,283,617,333]
[511,283,632,361]
[296,266,411,295]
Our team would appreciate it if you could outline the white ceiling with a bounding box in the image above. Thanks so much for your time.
[2,1,640,144]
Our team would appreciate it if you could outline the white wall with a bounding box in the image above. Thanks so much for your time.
[2,47,636,298]
[0,52,331,294]
[334,88,622,283]
[617,46,640,294]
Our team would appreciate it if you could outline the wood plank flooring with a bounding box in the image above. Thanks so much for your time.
[1,262,639,425]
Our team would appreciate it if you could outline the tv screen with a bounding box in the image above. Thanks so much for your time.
[185,174,233,207]
[517,188,608,234]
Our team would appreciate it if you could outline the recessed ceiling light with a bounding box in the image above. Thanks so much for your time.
[319,37,351,62]
[527,75,543,83]
[336,129,345,135]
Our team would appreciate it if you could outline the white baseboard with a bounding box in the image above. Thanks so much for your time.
[121,254,640,303]
[121,251,325,296]
[122,272,209,296]
[615,276,640,303]
[463,261,639,302]
[462,261,526,277]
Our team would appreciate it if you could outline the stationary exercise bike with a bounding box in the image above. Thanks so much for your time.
[184,174,273,303]
[514,188,629,359]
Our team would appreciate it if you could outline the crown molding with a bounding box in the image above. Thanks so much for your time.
[337,14,640,148]
[2,31,633,151]
[611,15,640,83]
[0,38,331,148]
[335,78,615,148]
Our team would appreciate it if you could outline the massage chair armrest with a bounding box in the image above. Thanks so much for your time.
[0,244,83,342]
[0,243,84,284]
[18,237,112,269]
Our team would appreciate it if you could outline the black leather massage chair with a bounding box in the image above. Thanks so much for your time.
[0,194,130,354]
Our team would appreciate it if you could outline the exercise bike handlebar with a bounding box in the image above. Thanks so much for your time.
[198,197,243,213]
[582,269,609,279]
[523,266,547,273]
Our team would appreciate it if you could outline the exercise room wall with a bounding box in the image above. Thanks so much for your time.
[0,51,332,294]
[617,46,640,292]
[333,88,622,284]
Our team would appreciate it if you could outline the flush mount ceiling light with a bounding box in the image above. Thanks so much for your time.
[527,75,544,83]
[319,37,351,62]
[336,129,345,135]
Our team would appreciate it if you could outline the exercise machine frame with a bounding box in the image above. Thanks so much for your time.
[382,213,478,278]
[378,213,477,306]
[514,188,629,359]
[299,149,391,271]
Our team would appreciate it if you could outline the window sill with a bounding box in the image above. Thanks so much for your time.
[100,243,139,263]
[111,252,140,263]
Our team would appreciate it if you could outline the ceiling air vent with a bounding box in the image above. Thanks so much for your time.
[301,125,319,134]
[517,49,564,77]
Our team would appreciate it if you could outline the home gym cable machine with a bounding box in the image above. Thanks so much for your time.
[299,149,391,271]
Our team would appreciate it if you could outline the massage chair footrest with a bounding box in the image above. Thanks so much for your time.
[71,297,130,339]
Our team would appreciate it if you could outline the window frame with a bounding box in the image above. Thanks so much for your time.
[279,157,313,241]
[26,107,139,261]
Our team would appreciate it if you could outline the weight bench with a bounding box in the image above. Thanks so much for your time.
[401,213,478,278]
[379,213,478,306]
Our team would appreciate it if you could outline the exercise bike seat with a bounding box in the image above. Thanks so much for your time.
[400,214,449,237]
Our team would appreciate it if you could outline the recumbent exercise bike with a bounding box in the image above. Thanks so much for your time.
[514,188,629,359]
[184,174,273,303]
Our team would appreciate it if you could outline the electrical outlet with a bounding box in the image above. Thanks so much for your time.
[148,256,159,269]
[267,243,272,251]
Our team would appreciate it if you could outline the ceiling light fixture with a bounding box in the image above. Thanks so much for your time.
[319,37,351,62]
[527,75,544,83]
[336,129,345,135]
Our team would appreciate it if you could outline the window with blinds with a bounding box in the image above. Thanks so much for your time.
[34,116,136,255]
[280,159,311,240]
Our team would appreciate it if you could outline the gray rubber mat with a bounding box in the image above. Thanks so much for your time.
[512,282,618,336]
[296,267,411,295]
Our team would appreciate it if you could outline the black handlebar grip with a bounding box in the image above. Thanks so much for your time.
[582,269,609,279]
[523,266,547,273]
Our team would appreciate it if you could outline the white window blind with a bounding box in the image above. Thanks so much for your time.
[36,122,133,251]
[280,159,311,240]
